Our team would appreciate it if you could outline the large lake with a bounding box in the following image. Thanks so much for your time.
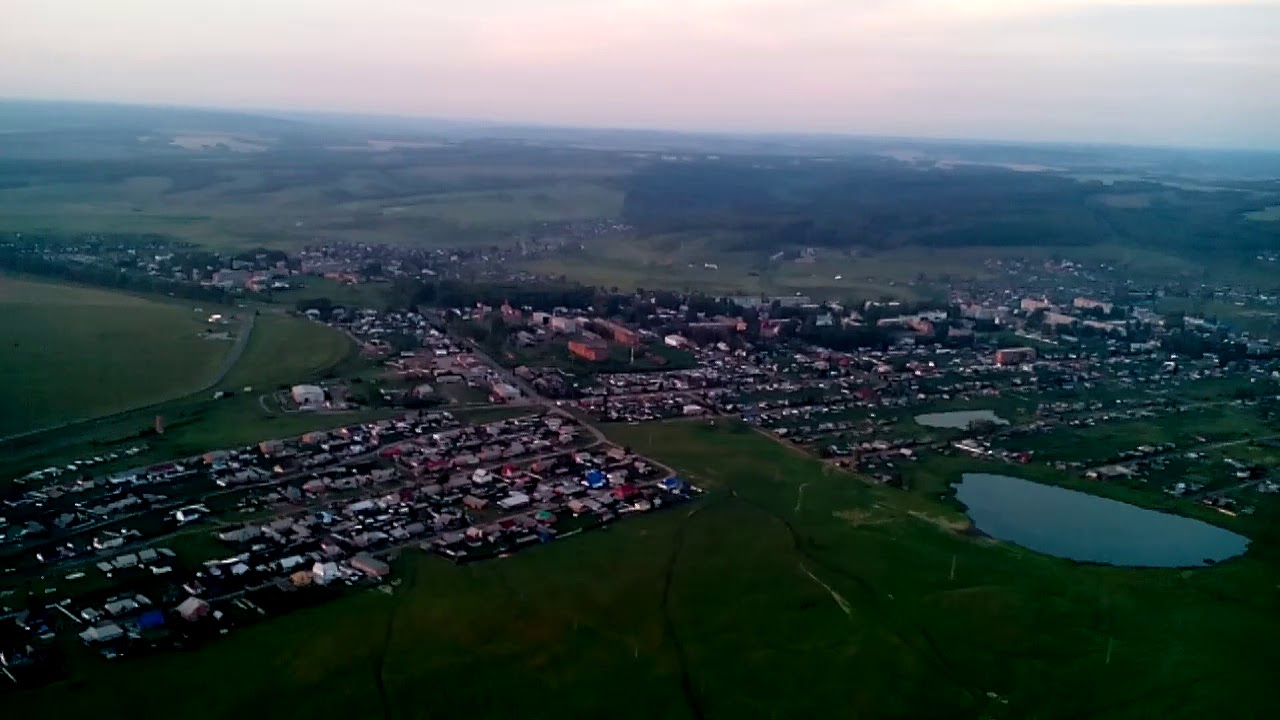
[915,410,1009,429]
[954,473,1249,567]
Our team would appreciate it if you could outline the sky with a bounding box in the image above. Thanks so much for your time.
[3,0,1279,148]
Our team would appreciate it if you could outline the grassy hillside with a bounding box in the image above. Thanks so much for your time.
[220,313,354,391]
[11,421,1276,718]
[0,137,634,250]
[0,305,360,483]
[0,276,231,436]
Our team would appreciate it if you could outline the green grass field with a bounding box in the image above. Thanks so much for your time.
[0,151,628,250]
[220,313,354,390]
[0,276,232,437]
[515,237,1215,301]
[1002,406,1268,464]
[11,421,1277,718]
[0,306,361,483]
[359,182,624,229]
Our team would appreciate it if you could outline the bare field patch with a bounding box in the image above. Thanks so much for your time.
[834,508,892,527]
[328,139,448,151]
[170,133,270,152]
[907,509,973,534]
[1245,205,1280,222]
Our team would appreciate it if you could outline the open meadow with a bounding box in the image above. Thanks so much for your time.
[0,132,633,251]
[219,312,355,390]
[9,421,1277,719]
[0,303,360,483]
[0,276,232,438]
[515,235,1219,301]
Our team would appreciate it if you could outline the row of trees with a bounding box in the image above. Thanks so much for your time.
[0,245,235,305]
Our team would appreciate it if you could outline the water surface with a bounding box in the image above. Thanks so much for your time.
[954,473,1249,567]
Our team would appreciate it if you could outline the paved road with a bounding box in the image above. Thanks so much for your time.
[458,337,609,445]
[0,312,257,446]
[210,311,257,387]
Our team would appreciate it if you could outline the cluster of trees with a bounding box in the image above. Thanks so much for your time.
[414,279,597,312]
[785,322,896,352]
[1159,330,1254,361]
[295,297,340,319]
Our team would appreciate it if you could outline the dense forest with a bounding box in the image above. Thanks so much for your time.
[621,159,1279,255]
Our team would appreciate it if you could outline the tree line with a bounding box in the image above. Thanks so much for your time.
[0,244,235,305]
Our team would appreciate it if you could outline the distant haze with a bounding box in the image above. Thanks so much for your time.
[3,0,1278,149]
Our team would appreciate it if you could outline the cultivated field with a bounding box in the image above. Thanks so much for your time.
[0,276,232,437]
[10,421,1276,719]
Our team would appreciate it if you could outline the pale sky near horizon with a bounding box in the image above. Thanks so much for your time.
[3,0,1278,148]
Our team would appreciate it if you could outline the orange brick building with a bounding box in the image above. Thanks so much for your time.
[595,320,641,346]
[568,340,609,362]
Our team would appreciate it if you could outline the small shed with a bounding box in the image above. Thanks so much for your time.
[350,552,390,578]
[176,596,211,622]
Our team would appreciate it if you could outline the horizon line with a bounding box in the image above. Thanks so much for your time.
[4,95,1280,156]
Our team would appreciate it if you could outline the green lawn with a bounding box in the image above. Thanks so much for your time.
[0,276,232,437]
[11,421,1277,718]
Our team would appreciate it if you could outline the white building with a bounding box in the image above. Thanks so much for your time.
[549,316,580,334]
[80,622,125,644]
[291,384,326,406]
[498,492,531,511]
[312,561,340,585]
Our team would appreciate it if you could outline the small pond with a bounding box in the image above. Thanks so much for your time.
[954,473,1249,567]
[915,410,1009,429]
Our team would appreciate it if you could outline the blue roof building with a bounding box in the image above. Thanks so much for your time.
[138,610,166,630]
